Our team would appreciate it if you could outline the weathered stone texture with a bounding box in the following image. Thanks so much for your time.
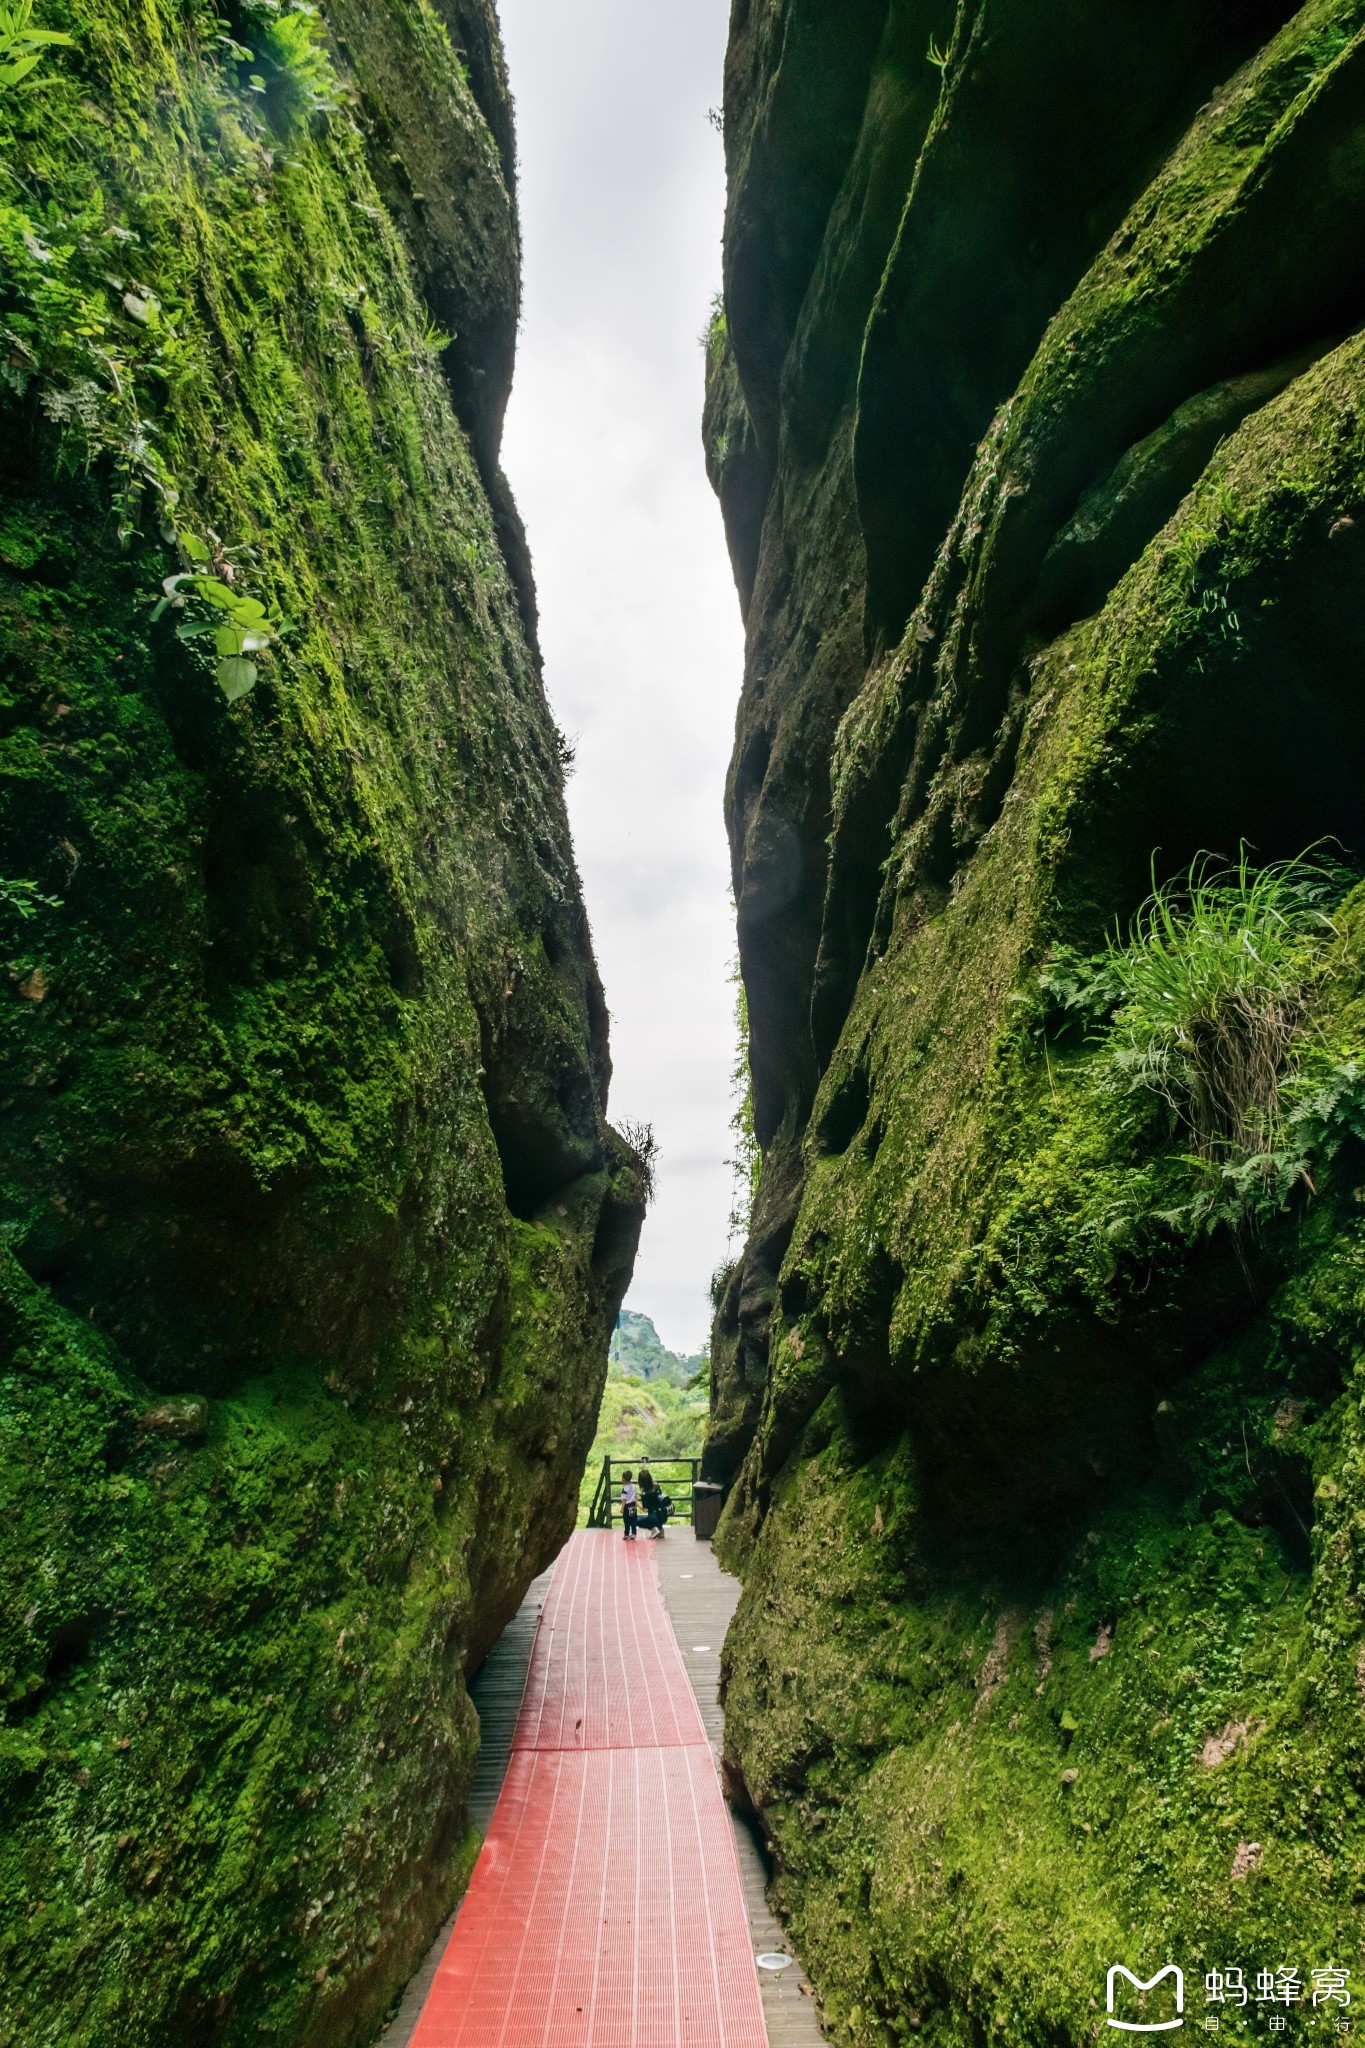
[0,6,640,2042]
[708,3,1365,2038]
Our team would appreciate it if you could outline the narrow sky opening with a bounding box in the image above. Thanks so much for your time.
[497,0,741,1354]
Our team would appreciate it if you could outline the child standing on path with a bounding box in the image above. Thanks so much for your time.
[619,1470,639,1540]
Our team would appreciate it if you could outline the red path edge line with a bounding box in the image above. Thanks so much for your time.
[408,1531,768,2048]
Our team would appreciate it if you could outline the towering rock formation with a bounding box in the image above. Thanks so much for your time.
[707,1,1365,2036]
[0,4,641,2041]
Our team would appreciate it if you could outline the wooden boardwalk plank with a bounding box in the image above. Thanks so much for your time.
[651,1535,826,2048]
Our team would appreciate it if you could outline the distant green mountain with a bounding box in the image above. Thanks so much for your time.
[607,1309,705,1387]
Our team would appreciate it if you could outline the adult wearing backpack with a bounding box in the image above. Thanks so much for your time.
[639,1466,666,1539]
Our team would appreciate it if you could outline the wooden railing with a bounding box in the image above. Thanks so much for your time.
[587,1456,702,1529]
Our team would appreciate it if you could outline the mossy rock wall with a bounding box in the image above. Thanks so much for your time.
[0,5,641,2044]
[708,2,1365,2040]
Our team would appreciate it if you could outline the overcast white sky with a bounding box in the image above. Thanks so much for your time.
[497,0,743,1355]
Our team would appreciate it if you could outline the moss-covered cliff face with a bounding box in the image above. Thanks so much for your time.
[708,2,1365,2039]
[0,6,641,2043]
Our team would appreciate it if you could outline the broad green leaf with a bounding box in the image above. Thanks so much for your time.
[0,51,39,81]
[194,576,238,607]
[217,657,257,702]
[180,534,210,562]
[214,625,246,657]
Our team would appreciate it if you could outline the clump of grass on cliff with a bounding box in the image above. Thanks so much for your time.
[1037,851,1365,1233]
[1103,851,1336,1156]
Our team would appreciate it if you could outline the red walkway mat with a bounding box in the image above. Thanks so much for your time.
[408,1532,767,2048]
[514,1528,708,1752]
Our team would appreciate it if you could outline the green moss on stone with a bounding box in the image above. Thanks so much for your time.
[0,5,641,2043]
[710,2,1365,2039]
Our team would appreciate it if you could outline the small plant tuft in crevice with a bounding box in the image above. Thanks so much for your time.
[619,1118,659,1206]
[1100,848,1342,1159]
[1038,848,1365,1234]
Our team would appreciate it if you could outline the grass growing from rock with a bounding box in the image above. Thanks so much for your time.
[1045,850,1341,1142]
[1035,851,1365,1228]
[1036,852,1365,1234]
